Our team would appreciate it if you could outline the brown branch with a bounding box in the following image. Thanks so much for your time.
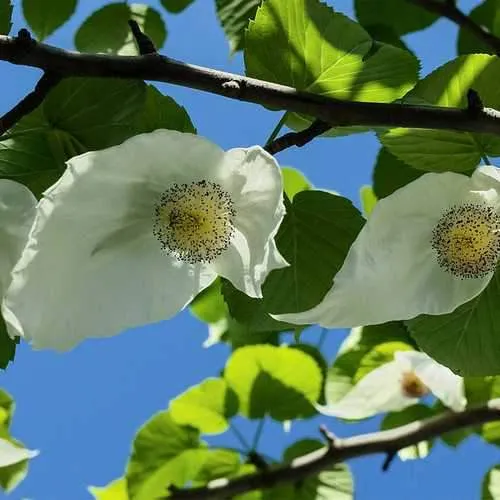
[0,70,61,134]
[1,35,500,137]
[167,400,500,499]
[264,119,331,155]
[408,0,500,55]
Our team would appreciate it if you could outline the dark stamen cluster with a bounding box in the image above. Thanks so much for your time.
[431,203,500,279]
[153,180,236,264]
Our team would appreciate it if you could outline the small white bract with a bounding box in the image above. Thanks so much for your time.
[273,167,500,328]
[0,180,36,334]
[0,437,39,468]
[318,350,466,419]
[3,130,287,351]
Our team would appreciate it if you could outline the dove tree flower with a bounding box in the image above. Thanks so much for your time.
[319,350,466,420]
[3,130,287,351]
[0,180,36,330]
[273,166,500,328]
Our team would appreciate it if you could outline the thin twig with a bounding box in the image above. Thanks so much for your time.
[128,20,157,55]
[264,119,331,155]
[0,36,500,137]
[408,0,500,55]
[0,71,61,135]
[167,400,500,499]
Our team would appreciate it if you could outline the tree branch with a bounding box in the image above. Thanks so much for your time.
[408,0,500,55]
[2,34,500,137]
[0,70,61,134]
[168,400,500,499]
[264,119,331,155]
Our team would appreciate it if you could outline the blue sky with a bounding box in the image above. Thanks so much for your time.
[0,0,497,499]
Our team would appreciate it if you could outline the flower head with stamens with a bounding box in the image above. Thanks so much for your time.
[318,351,466,420]
[273,166,500,328]
[2,130,287,351]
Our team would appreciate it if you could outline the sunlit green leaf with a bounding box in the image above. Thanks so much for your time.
[75,3,167,55]
[23,0,77,40]
[380,55,500,172]
[224,345,322,420]
[169,378,238,434]
[193,448,241,485]
[282,167,312,201]
[89,478,128,500]
[126,411,205,500]
[283,439,353,499]
[245,0,419,132]
[359,185,377,216]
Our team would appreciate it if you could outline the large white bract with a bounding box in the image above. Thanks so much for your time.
[3,130,287,351]
[273,166,500,328]
[0,180,36,334]
[319,350,466,419]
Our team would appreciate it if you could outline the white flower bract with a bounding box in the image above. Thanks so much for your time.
[0,437,39,468]
[318,351,466,419]
[273,167,500,328]
[2,130,287,351]
[0,179,36,336]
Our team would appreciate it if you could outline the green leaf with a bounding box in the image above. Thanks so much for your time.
[262,191,365,314]
[0,80,194,197]
[0,389,13,428]
[245,0,419,132]
[75,3,167,55]
[169,378,238,434]
[190,279,229,347]
[380,54,500,172]
[372,147,423,199]
[89,478,128,500]
[483,465,500,499]
[359,185,377,216]
[325,322,413,405]
[0,319,17,370]
[135,85,195,134]
[355,0,439,36]
[457,0,500,56]
[215,0,261,52]
[221,279,297,333]
[160,0,195,13]
[224,319,281,351]
[408,272,500,376]
[23,0,77,40]
[224,345,322,420]
[0,0,12,34]
[126,411,205,500]
[291,344,328,404]
[282,167,312,201]
[193,448,241,485]
[0,457,30,493]
[283,440,353,499]
[381,404,434,460]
